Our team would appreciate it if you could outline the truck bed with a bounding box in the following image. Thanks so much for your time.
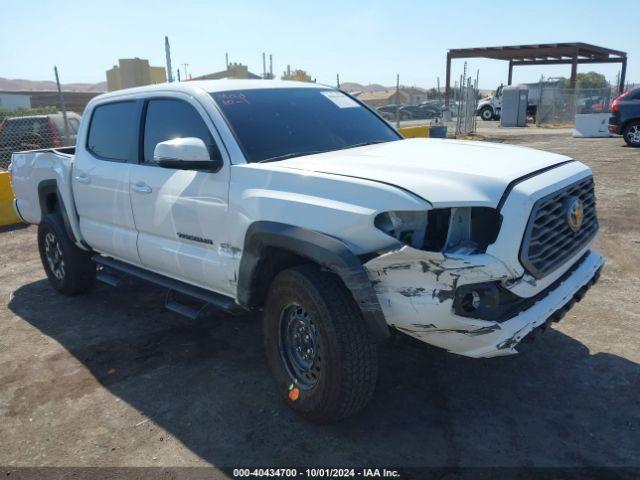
[10,147,77,230]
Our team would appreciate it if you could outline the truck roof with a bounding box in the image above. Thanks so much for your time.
[91,79,329,104]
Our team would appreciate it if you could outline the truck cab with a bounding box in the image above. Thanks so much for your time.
[477,84,503,121]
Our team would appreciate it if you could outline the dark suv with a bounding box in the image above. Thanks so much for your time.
[609,87,640,147]
[0,112,81,166]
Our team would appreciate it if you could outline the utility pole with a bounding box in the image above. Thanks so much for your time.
[395,74,400,128]
[165,36,173,82]
[182,63,189,80]
[269,54,273,78]
[225,53,229,69]
[336,74,340,89]
[53,66,70,144]
[262,52,267,79]
[177,69,181,82]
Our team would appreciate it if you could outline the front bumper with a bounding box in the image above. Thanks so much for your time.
[364,247,604,358]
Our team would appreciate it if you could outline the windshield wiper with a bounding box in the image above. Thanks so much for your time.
[257,151,325,163]
[337,140,389,150]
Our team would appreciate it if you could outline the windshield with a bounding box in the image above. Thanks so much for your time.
[211,88,400,163]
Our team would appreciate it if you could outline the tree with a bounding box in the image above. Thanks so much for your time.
[426,88,439,99]
[564,71,608,89]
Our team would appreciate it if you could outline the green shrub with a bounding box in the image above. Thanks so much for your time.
[0,106,58,123]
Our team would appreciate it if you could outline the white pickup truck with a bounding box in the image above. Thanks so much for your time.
[10,80,603,423]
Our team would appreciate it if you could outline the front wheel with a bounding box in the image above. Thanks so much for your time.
[263,265,378,423]
[479,106,494,121]
[37,212,96,295]
[622,121,640,147]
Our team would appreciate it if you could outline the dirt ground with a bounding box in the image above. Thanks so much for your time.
[0,127,638,473]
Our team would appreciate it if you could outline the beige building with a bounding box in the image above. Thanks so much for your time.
[357,90,409,108]
[106,58,166,91]
[192,63,261,80]
[282,68,314,82]
[399,86,428,105]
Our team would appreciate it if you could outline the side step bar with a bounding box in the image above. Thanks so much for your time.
[93,255,245,316]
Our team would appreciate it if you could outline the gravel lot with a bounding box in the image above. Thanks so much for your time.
[1,127,638,473]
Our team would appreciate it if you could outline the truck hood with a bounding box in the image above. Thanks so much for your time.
[275,138,572,207]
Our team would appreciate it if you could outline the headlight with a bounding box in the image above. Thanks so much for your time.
[374,211,427,248]
[375,207,502,253]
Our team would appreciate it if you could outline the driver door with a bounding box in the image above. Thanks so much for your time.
[128,95,232,295]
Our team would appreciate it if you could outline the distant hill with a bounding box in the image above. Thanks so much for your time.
[0,77,106,92]
[340,82,388,93]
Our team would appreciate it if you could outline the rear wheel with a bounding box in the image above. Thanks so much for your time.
[37,212,96,295]
[622,121,640,147]
[263,265,378,423]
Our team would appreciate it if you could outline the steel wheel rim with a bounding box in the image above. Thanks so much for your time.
[482,109,492,120]
[278,303,321,390]
[44,232,65,280]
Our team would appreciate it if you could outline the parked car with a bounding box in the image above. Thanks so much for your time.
[10,80,603,423]
[376,104,411,120]
[0,112,80,166]
[400,104,441,119]
[0,112,80,165]
[609,87,640,147]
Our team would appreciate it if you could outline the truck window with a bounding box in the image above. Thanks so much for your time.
[142,99,216,163]
[87,101,137,161]
[211,88,399,163]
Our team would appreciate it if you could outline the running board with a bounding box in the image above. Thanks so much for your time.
[92,256,244,316]
[96,269,126,287]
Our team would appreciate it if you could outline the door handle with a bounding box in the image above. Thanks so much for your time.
[75,174,90,184]
[131,182,152,194]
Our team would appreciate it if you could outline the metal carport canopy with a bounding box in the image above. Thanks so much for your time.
[444,42,627,107]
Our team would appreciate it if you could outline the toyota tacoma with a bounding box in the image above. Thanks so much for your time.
[9,80,604,423]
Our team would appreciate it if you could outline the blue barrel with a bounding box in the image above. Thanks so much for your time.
[429,125,447,138]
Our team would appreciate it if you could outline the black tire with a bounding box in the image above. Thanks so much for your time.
[37,212,96,295]
[622,121,640,147]
[479,106,494,121]
[263,264,378,423]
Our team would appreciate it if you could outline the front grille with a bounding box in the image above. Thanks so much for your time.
[520,176,598,278]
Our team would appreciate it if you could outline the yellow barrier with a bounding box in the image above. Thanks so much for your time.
[0,171,22,227]
[398,125,430,138]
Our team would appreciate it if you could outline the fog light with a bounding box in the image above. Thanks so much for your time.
[460,290,481,313]
[453,282,502,319]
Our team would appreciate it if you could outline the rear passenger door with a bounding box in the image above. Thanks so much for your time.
[72,100,141,264]
[128,95,232,295]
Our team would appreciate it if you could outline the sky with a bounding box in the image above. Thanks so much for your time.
[1,0,637,90]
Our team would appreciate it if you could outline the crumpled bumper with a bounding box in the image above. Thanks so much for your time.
[364,247,604,358]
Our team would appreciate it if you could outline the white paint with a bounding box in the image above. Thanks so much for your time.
[274,138,573,207]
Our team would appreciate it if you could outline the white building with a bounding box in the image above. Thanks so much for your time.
[0,92,32,109]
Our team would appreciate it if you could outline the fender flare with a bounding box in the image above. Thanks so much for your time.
[237,221,389,342]
[37,179,78,244]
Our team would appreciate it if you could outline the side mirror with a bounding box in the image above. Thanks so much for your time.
[153,137,222,171]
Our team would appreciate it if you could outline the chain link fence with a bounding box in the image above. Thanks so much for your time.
[535,85,615,126]
[0,106,81,170]
[454,74,478,136]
